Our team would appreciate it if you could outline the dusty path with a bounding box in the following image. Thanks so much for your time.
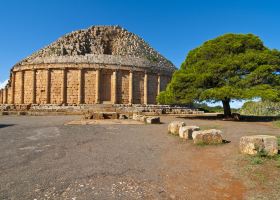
[0,115,279,199]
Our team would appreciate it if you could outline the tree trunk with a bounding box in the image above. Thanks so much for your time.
[222,98,231,118]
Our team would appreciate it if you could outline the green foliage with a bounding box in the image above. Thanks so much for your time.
[240,101,280,116]
[250,156,264,165]
[158,33,280,115]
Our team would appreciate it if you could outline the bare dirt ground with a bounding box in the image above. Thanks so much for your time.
[0,115,279,200]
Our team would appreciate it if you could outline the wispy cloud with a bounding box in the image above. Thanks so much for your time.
[0,79,8,89]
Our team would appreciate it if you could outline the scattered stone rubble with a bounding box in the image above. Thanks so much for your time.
[132,113,160,124]
[168,121,224,145]
[240,135,278,156]
[17,25,174,70]
[179,126,200,140]
[168,121,186,135]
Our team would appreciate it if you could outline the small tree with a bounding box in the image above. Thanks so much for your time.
[158,33,280,117]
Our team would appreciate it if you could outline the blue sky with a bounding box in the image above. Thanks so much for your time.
[0,0,279,108]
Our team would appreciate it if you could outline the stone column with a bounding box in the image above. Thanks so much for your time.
[32,69,36,104]
[0,90,3,104]
[78,69,84,104]
[144,72,148,105]
[46,69,51,104]
[112,70,117,104]
[11,71,15,104]
[4,87,8,104]
[95,69,100,103]
[129,70,133,104]
[20,71,25,104]
[61,68,67,104]
[157,74,161,96]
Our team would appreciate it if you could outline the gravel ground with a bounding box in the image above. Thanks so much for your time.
[0,115,280,200]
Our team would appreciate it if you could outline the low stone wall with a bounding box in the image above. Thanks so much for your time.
[0,104,203,115]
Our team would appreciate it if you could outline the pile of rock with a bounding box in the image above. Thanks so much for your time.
[84,111,119,120]
[168,121,224,145]
[132,114,160,124]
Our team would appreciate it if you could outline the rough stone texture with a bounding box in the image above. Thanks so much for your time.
[36,70,48,104]
[146,117,160,124]
[147,74,158,104]
[179,126,200,140]
[50,70,63,104]
[84,69,96,104]
[119,114,128,120]
[23,70,33,104]
[168,121,186,135]
[17,26,174,70]
[192,129,223,145]
[66,70,79,104]
[14,71,22,104]
[240,135,278,156]
[133,71,145,104]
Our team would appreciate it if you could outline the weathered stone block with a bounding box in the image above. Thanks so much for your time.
[168,121,186,135]
[119,114,128,120]
[192,129,223,144]
[240,135,278,156]
[179,126,200,140]
[146,117,160,124]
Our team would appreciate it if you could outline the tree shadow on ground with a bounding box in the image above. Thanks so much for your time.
[0,124,14,129]
[177,115,280,122]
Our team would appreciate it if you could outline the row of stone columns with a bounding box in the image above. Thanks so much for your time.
[0,68,164,105]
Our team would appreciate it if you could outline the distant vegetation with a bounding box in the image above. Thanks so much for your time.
[240,101,280,116]
[194,103,239,113]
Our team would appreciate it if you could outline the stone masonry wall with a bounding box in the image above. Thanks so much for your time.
[66,70,79,104]
[36,70,48,104]
[23,70,33,104]
[0,90,2,104]
[133,71,145,104]
[84,69,96,104]
[50,70,63,104]
[160,76,170,92]
[14,71,22,104]
[148,74,158,104]
[8,87,12,104]
[117,70,129,104]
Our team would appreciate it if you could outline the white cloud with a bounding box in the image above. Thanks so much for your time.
[0,79,8,89]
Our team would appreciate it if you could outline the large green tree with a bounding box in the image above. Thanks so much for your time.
[158,33,280,117]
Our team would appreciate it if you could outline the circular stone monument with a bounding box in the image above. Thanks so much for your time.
[0,25,176,106]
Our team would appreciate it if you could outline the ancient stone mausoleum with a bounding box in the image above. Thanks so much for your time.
[0,26,175,106]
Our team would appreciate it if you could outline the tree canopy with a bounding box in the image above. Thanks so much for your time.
[157,33,280,117]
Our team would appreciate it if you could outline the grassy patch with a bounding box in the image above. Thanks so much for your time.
[195,141,225,147]
[250,156,264,165]
[200,125,221,130]
[273,120,280,128]
[246,139,280,167]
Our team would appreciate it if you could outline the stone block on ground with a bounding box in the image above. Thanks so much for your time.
[119,114,128,120]
[139,115,148,123]
[132,113,147,122]
[192,129,223,145]
[240,135,278,156]
[168,121,186,135]
[179,126,200,140]
[146,117,160,124]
